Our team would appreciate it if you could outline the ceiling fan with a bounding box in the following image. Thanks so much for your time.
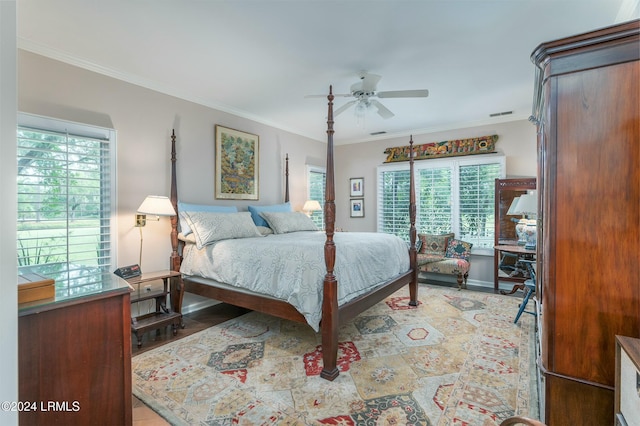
[306,72,429,119]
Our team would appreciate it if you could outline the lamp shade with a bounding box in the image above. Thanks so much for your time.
[303,200,322,212]
[513,193,537,215]
[507,197,521,215]
[137,195,176,216]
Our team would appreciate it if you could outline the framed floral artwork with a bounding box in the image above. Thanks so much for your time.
[215,125,259,200]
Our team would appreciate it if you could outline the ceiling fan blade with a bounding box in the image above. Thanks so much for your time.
[334,100,357,116]
[371,100,394,119]
[377,89,429,98]
[359,73,382,93]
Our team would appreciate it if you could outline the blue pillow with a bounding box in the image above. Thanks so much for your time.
[247,202,291,227]
[178,201,237,236]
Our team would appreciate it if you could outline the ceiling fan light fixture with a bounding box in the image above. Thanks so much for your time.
[354,100,370,127]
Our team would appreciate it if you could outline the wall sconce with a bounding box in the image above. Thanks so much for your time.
[135,195,176,267]
[302,200,322,217]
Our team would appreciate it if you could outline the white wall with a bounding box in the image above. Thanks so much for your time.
[334,120,537,288]
[18,50,326,310]
[18,49,538,298]
[0,2,18,425]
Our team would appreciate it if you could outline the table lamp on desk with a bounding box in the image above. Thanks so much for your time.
[512,193,537,250]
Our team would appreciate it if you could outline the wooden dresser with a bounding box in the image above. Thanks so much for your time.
[530,19,640,425]
[18,274,132,426]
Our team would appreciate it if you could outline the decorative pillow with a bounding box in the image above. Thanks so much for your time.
[418,232,455,255]
[178,201,237,236]
[248,203,291,227]
[445,239,474,261]
[182,211,261,249]
[256,225,273,236]
[259,211,319,234]
[177,232,197,244]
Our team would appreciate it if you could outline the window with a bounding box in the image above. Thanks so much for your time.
[377,153,505,254]
[307,165,325,229]
[17,113,117,294]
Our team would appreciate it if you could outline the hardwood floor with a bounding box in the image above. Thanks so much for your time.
[131,302,249,426]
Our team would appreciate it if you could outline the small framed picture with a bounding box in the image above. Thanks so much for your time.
[350,199,364,218]
[350,177,364,197]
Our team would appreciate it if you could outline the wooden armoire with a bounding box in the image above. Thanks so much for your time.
[530,20,639,425]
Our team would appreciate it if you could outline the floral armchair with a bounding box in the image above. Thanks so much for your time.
[416,233,473,290]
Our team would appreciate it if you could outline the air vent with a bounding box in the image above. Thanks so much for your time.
[490,111,513,117]
[370,131,387,135]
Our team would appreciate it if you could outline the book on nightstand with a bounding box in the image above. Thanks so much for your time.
[18,273,55,304]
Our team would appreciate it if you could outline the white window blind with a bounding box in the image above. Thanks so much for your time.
[378,167,411,238]
[17,113,116,293]
[377,153,505,253]
[458,162,502,249]
[307,166,325,229]
[418,167,452,234]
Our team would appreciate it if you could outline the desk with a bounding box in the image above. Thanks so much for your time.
[494,244,536,294]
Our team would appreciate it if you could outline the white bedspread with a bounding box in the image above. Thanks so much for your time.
[180,231,410,331]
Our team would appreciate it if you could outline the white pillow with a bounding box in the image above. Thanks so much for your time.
[259,211,319,234]
[177,201,237,236]
[178,232,197,244]
[248,202,291,227]
[182,211,261,249]
[256,226,274,236]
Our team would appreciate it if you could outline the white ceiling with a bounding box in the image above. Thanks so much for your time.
[17,0,638,144]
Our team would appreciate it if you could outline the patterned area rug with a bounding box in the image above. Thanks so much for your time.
[132,284,537,425]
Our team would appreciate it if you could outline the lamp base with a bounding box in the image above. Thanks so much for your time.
[515,218,528,246]
[524,220,537,251]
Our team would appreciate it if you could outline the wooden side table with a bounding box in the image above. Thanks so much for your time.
[494,244,536,294]
[127,270,184,347]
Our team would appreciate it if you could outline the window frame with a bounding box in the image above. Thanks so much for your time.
[17,112,118,291]
[377,152,505,256]
[306,164,326,230]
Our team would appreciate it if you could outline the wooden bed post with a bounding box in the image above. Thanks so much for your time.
[284,153,289,203]
[408,136,418,306]
[169,129,180,272]
[167,95,416,383]
[168,129,184,315]
[321,86,339,381]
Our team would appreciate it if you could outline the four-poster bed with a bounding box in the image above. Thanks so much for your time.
[168,87,418,381]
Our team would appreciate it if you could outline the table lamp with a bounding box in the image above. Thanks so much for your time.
[303,200,322,217]
[513,193,537,249]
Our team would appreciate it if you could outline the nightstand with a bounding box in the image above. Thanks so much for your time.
[127,270,184,347]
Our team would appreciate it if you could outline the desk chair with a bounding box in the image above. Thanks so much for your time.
[514,260,536,324]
